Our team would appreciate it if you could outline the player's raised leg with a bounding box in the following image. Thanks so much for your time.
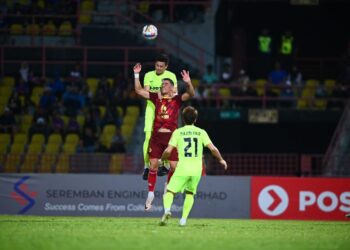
[145,158,159,211]
[142,131,152,180]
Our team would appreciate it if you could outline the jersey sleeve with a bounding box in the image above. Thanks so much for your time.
[168,129,179,147]
[201,130,212,147]
[144,72,151,87]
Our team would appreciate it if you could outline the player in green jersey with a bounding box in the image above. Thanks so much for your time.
[159,106,227,226]
[142,54,177,180]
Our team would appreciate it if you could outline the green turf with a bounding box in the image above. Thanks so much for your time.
[0,215,349,250]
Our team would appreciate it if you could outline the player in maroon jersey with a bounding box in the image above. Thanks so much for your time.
[133,63,195,210]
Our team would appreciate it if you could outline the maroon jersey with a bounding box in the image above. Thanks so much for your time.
[149,92,182,132]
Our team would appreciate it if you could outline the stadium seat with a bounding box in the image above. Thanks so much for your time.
[31,134,46,145]
[45,144,60,154]
[47,133,63,145]
[109,154,124,174]
[218,88,231,98]
[102,124,116,135]
[314,99,327,109]
[117,106,124,116]
[42,20,57,36]
[123,115,138,127]
[255,79,267,96]
[324,79,336,95]
[99,106,106,117]
[191,78,200,88]
[22,114,33,125]
[10,143,26,154]
[39,154,57,173]
[20,154,39,173]
[0,95,10,105]
[125,106,140,117]
[65,134,80,145]
[62,144,77,154]
[26,23,40,35]
[58,21,73,36]
[77,115,85,128]
[297,98,308,109]
[0,133,11,146]
[2,76,15,87]
[27,144,43,154]
[13,134,28,145]
[121,124,134,142]
[4,153,22,173]
[79,13,92,24]
[0,86,12,97]
[61,115,69,126]
[55,154,70,173]
[10,24,24,35]
[100,133,114,148]
[19,124,31,133]
[87,78,99,95]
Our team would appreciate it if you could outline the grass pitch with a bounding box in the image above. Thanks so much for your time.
[0,215,349,250]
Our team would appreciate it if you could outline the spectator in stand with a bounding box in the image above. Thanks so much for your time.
[109,127,126,153]
[63,86,85,116]
[15,78,30,98]
[29,117,51,140]
[220,63,233,84]
[0,107,16,134]
[67,62,84,91]
[39,87,56,115]
[8,92,22,115]
[49,74,65,100]
[202,64,218,100]
[112,72,128,102]
[51,111,65,135]
[78,127,97,153]
[66,116,80,135]
[268,62,287,96]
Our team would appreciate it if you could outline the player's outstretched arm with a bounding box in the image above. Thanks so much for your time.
[161,145,175,161]
[181,70,195,101]
[207,143,227,170]
[133,63,150,99]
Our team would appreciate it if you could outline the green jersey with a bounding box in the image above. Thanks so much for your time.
[143,70,177,132]
[169,125,212,176]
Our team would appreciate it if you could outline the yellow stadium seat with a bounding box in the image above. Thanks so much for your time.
[125,106,140,117]
[10,143,26,153]
[297,98,309,109]
[47,133,63,145]
[13,134,28,144]
[255,79,267,96]
[30,95,40,106]
[58,21,73,36]
[0,133,11,146]
[81,0,94,11]
[45,144,60,154]
[0,86,12,97]
[55,154,70,173]
[2,76,15,87]
[0,143,7,154]
[22,114,33,124]
[42,21,57,36]
[99,106,106,117]
[20,154,39,173]
[32,87,44,96]
[191,79,200,88]
[123,115,137,127]
[65,134,80,145]
[121,124,134,142]
[103,124,116,135]
[39,154,57,173]
[19,124,31,133]
[100,133,114,148]
[305,79,319,88]
[109,154,124,174]
[314,99,327,109]
[79,13,92,24]
[218,88,231,98]
[61,115,69,126]
[26,23,40,35]
[10,23,24,35]
[27,144,42,154]
[31,134,45,145]
[117,106,123,116]
[62,144,77,154]
[77,115,85,128]
[324,79,336,95]
[87,78,99,95]
[0,96,10,105]
[4,153,22,173]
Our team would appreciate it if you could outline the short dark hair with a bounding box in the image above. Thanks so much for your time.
[162,78,174,85]
[182,106,198,125]
[156,53,169,65]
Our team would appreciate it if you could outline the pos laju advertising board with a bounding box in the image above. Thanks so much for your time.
[251,177,350,221]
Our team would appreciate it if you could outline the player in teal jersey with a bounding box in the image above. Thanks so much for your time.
[159,106,227,226]
[142,54,177,180]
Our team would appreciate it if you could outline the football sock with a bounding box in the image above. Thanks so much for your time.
[167,168,174,183]
[143,131,151,169]
[148,169,157,192]
[163,192,174,211]
[182,194,194,219]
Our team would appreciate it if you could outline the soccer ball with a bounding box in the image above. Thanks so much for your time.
[142,24,158,40]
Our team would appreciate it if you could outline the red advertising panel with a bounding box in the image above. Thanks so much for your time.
[251,177,350,220]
